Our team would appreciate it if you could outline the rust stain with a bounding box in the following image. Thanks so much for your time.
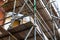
[0,7,5,25]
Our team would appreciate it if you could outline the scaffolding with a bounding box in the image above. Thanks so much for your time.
[0,0,60,40]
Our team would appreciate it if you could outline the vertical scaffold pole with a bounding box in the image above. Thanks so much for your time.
[11,0,16,26]
[9,36,10,40]
[34,0,36,40]
[49,0,57,40]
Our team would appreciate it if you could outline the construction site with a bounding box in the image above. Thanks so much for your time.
[0,0,60,40]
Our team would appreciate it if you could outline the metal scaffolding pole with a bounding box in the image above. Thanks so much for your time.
[34,0,36,40]
[49,0,57,40]
[24,27,33,40]
[11,0,16,26]
[8,32,17,40]
[9,36,10,40]
[24,0,37,40]
[36,16,54,40]
[36,17,46,40]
